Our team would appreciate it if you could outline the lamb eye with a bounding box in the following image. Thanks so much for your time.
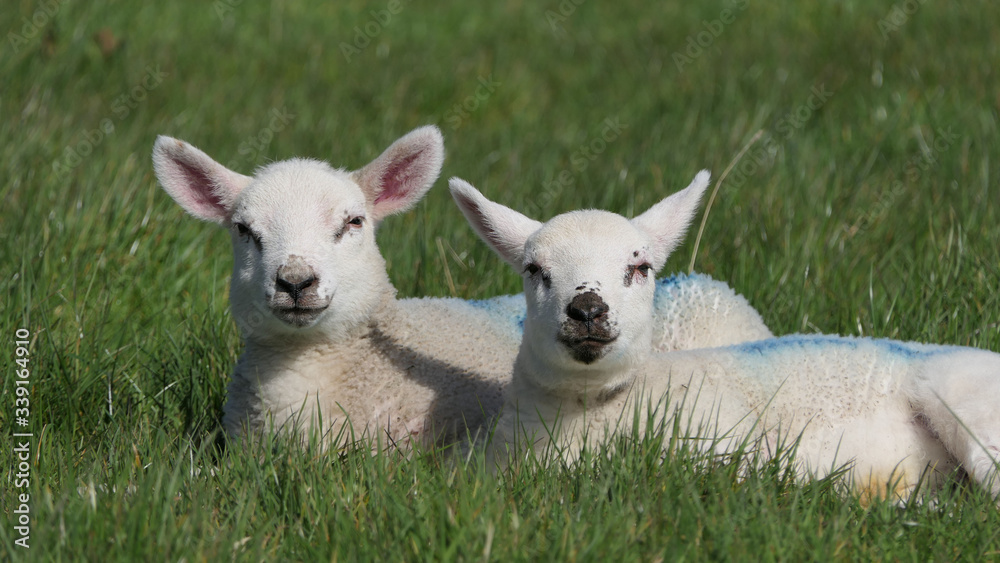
[524,264,551,288]
[234,223,262,249]
[335,215,365,240]
[625,262,652,285]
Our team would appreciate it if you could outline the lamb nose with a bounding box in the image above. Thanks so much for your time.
[566,292,608,322]
[276,275,315,301]
[276,258,317,302]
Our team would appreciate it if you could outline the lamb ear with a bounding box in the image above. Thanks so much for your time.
[353,125,445,223]
[449,177,542,268]
[152,135,252,224]
[630,170,711,270]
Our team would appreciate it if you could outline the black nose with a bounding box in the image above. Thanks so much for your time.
[275,258,317,302]
[275,275,315,301]
[566,292,608,322]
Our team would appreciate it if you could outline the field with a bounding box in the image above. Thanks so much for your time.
[2,0,1000,559]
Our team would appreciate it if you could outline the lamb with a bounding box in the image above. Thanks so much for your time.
[152,126,769,450]
[154,126,518,447]
[451,171,1000,501]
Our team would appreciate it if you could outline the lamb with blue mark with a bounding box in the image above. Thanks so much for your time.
[451,171,1000,502]
[152,126,771,451]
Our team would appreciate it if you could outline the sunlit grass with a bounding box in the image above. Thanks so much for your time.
[2,0,999,559]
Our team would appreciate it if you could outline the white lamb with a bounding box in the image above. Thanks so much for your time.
[451,171,1000,501]
[152,126,769,450]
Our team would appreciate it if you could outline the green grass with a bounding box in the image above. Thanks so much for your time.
[3,0,1000,559]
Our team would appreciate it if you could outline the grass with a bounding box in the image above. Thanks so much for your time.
[2,0,1000,559]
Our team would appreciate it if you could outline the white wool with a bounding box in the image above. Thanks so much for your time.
[649,272,772,351]
[153,126,521,447]
[455,174,1000,501]
[153,130,771,450]
[498,336,1000,500]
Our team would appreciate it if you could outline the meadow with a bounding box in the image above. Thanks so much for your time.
[2,0,999,559]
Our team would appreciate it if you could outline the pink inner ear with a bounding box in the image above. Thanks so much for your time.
[175,158,227,213]
[373,151,423,205]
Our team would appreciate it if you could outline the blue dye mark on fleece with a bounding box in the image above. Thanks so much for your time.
[656,272,687,290]
[468,294,527,335]
[467,298,502,310]
[732,334,955,360]
[653,272,713,310]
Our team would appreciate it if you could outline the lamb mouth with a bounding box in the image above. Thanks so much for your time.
[270,305,329,327]
[573,335,617,345]
[559,334,618,364]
